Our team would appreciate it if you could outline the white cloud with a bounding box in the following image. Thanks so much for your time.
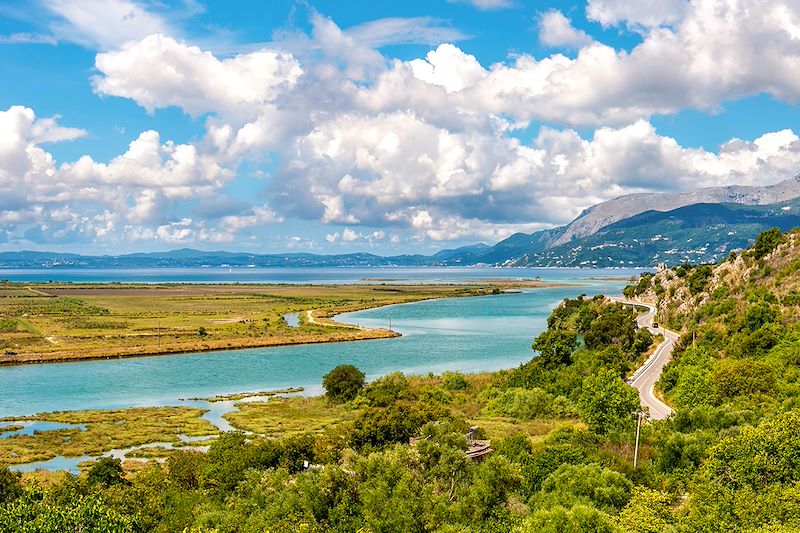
[10,3,800,249]
[447,0,514,10]
[409,43,486,93]
[361,1,800,127]
[270,110,800,239]
[587,0,689,29]
[347,17,468,47]
[219,206,283,231]
[93,34,302,117]
[0,32,58,45]
[342,228,359,242]
[44,0,172,50]
[538,10,594,49]
[0,105,241,246]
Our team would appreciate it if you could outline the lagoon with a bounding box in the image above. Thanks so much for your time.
[0,268,634,418]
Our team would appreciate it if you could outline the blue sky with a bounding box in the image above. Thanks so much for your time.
[2,0,800,255]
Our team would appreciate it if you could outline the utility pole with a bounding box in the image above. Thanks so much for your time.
[633,411,643,468]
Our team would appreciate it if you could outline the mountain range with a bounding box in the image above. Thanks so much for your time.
[4,177,800,269]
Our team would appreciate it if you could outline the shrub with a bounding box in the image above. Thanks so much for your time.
[687,265,713,295]
[441,371,469,391]
[713,359,775,401]
[362,372,413,406]
[484,387,575,420]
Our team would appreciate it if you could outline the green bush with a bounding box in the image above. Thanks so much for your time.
[322,364,366,403]
[362,372,413,406]
[441,371,469,391]
[483,387,575,420]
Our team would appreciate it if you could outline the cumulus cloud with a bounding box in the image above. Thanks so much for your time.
[0,105,239,246]
[359,1,800,127]
[93,34,302,117]
[409,44,486,93]
[268,109,800,241]
[538,10,594,49]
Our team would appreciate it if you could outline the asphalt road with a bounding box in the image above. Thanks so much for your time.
[611,297,677,420]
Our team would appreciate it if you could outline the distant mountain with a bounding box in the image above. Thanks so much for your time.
[4,178,800,270]
[504,200,800,267]
[432,243,491,261]
[450,177,800,267]
[551,176,800,246]
[0,249,447,269]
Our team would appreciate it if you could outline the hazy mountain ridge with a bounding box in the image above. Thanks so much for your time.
[4,179,800,269]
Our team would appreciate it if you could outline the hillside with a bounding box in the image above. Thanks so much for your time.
[618,227,800,527]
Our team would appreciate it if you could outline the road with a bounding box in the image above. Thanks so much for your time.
[610,297,677,420]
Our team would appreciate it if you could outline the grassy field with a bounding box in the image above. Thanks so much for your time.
[0,281,545,364]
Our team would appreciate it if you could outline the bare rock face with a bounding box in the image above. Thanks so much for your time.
[553,177,800,246]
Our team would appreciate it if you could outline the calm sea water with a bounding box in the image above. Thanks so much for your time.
[0,266,632,284]
[0,268,636,418]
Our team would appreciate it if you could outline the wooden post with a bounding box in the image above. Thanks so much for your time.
[633,412,642,468]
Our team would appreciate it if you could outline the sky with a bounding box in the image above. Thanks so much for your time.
[3,0,800,255]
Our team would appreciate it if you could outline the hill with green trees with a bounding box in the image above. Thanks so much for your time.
[5,229,800,531]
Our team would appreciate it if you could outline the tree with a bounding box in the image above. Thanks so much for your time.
[584,305,637,351]
[322,364,366,402]
[441,371,469,391]
[517,505,617,533]
[532,330,578,368]
[712,359,775,401]
[166,451,206,490]
[752,227,786,259]
[616,487,675,533]
[578,370,640,434]
[687,265,713,295]
[534,463,633,513]
[86,457,127,487]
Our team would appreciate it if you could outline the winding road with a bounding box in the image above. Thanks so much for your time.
[611,297,677,420]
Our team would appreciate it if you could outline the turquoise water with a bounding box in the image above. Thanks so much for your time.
[0,269,633,418]
[0,266,631,284]
[0,421,86,439]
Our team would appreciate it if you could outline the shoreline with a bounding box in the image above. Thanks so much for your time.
[0,281,563,367]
